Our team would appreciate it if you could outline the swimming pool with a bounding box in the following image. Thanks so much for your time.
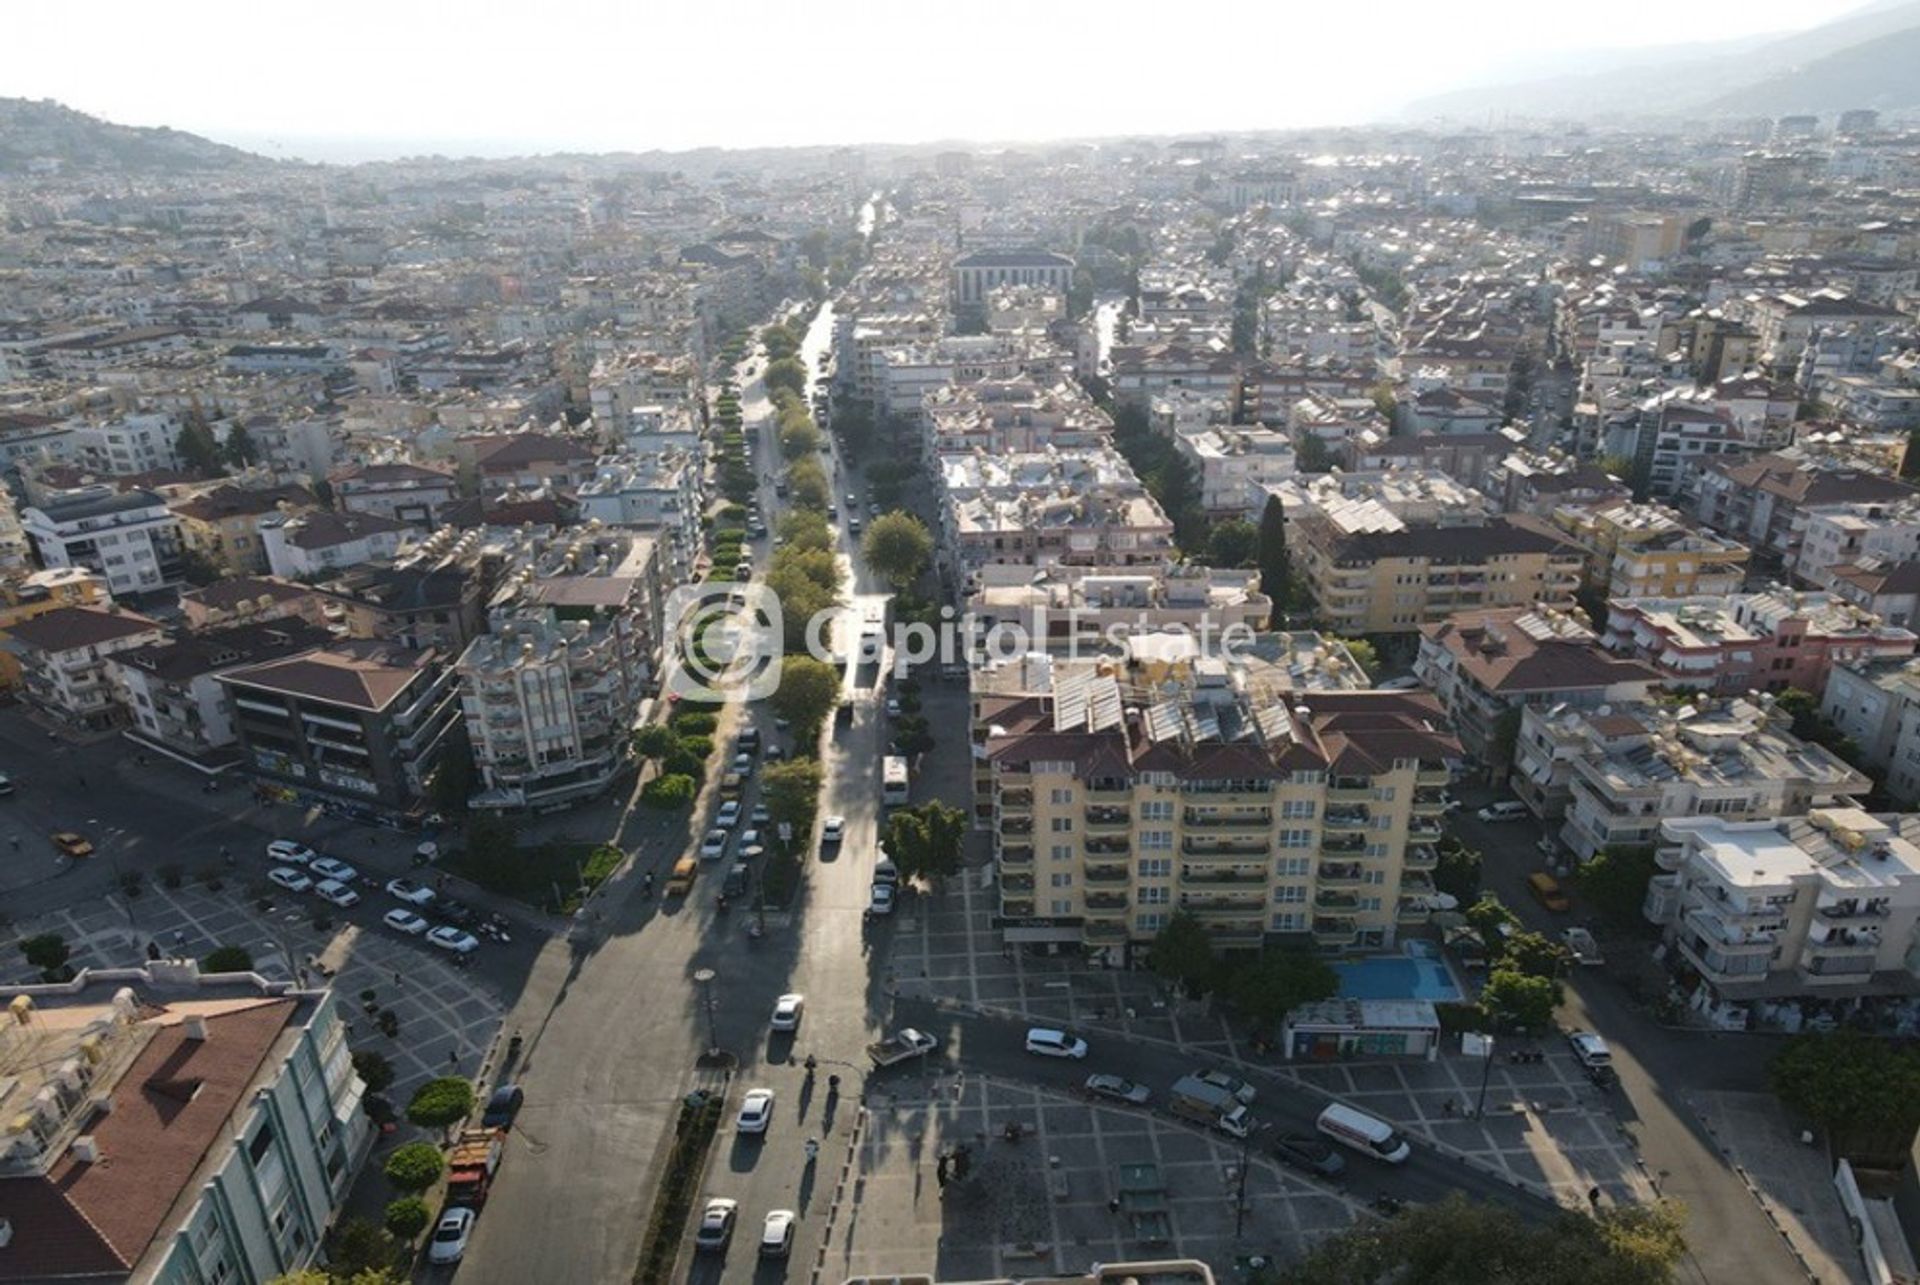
[1332,953,1463,1002]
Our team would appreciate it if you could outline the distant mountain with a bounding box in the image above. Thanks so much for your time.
[0,98,269,174]
[1400,0,1920,122]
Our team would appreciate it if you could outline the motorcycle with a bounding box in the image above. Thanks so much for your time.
[642,872,655,898]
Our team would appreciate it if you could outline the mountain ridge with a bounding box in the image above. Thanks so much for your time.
[0,98,271,174]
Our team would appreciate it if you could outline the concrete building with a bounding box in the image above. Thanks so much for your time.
[458,533,661,812]
[940,449,1176,575]
[1551,501,1749,599]
[576,451,704,583]
[8,605,167,731]
[329,462,458,528]
[1416,607,1658,769]
[260,510,412,580]
[1644,809,1920,1003]
[964,562,1270,645]
[920,376,1111,467]
[23,487,183,597]
[1174,427,1297,520]
[172,484,321,576]
[0,568,110,693]
[977,652,1459,957]
[1821,656,1920,805]
[113,618,334,761]
[0,962,373,1285]
[951,250,1074,310]
[219,641,461,819]
[1515,696,1869,857]
[1603,591,1916,696]
[1794,499,1920,590]
[1830,558,1920,629]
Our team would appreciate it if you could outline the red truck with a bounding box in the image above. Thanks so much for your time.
[445,1127,505,1207]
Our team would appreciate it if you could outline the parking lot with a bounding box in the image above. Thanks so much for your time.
[823,1078,1362,1281]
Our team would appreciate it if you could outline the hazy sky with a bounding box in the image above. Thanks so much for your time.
[3,0,1867,161]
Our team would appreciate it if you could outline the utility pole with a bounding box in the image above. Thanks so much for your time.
[693,967,720,1055]
[1475,1034,1496,1119]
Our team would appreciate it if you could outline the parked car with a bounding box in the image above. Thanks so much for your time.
[383,908,429,936]
[760,1209,796,1258]
[694,1198,738,1252]
[482,1084,524,1130]
[1084,1074,1151,1105]
[867,883,895,915]
[386,877,435,906]
[1566,1030,1612,1071]
[266,839,316,865]
[715,800,741,829]
[750,804,771,825]
[313,878,360,908]
[309,856,358,883]
[770,992,804,1031]
[427,1207,475,1265]
[738,829,766,859]
[1195,1069,1257,1104]
[700,828,730,860]
[730,752,753,777]
[0,771,15,795]
[1476,801,1528,823]
[821,815,845,845]
[427,926,480,955]
[1272,1134,1346,1178]
[736,1087,775,1134]
[268,866,313,893]
[1025,1028,1088,1059]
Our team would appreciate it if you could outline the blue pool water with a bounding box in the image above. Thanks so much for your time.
[1332,954,1463,1002]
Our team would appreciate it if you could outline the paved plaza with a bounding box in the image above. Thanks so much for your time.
[822,1078,1362,1283]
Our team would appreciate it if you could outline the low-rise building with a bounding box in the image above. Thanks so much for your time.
[220,640,461,819]
[1821,655,1920,804]
[1830,558,1920,629]
[261,510,412,580]
[330,461,458,528]
[1174,427,1297,520]
[1516,696,1869,856]
[1603,591,1916,695]
[964,562,1270,645]
[7,605,167,730]
[172,483,321,576]
[576,451,704,582]
[1644,809,1920,1002]
[1552,501,1750,599]
[23,487,183,597]
[179,576,331,632]
[1794,498,1920,590]
[940,449,1176,575]
[0,962,373,1285]
[1416,606,1658,769]
[113,618,334,760]
[0,567,110,692]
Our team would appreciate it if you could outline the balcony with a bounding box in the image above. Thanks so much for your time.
[1314,889,1360,911]
[1807,921,1882,950]
[1182,838,1267,857]
[1085,862,1129,884]
[1086,920,1129,942]
[1001,873,1034,892]
[1312,916,1360,946]
[1084,806,1131,832]
[1407,819,1443,843]
[1324,807,1370,831]
[1318,862,1365,885]
[999,789,1032,812]
[1817,898,1891,921]
[1654,845,1686,873]
[1412,789,1448,814]
[998,844,1034,866]
[1404,844,1437,870]
[1181,867,1267,886]
[1183,809,1272,830]
[1416,763,1451,786]
[1320,833,1365,854]
[1327,778,1373,803]
[1397,899,1432,923]
[1002,897,1036,917]
[1086,837,1130,856]
[1086,781,1131,801]
[998,816,1033,837]
[1086,891,1130,912]
[1681,908,1779,953]
[1181,890,1265,911]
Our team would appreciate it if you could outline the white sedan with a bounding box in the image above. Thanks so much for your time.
[309,856,359,883]
[867,883,895,916]
[267,866,313,893]
[383,909,429,936]
[385,877,435,906]
[266,839,316,866]
[821,815,845,845]
[770,993,804,1031]
[427,926,480,955]
[1024,1028,1089,1059]
[313,878,360,908]
[427,1207,474,1265]
[699,828,730,860]
[736,1087,775,1134]
[715,800,742,829]
[738,829,766,859]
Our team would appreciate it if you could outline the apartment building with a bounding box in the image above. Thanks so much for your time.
[1416,607,1658,768]
[1830,558,1920,629]
[1604,591,1916,696]
[965,562,1270,645]
[113,618,334,760]
[260,509,412,579]
[976,652,1459,957]
[1515,696,1870,857]
[939,449,1176,574]
[1693,452,1917,574]
[1821,656,1920,805]
[7,605,167,731]
[920,376,1111,467]
[951,249,1074,310]
[220,640,462,818]
[458,533,661,812]
[172,483,321,576]
[576,451,704,582]
[1551,501,1750,598]
[1174,427,1297,520]
[23,486,184,597]
[330,461,458,528]
[1108,342,1242,410]
[1644,809,1920,1002]
[1794,499,1920,589]
[0,962,373,1285]
[882,336,1042,425]
[0,567,109,692]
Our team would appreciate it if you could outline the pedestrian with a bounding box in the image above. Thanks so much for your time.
[448,1049,458,1067]
[1108,1197,1121,1214]
[1442,1098,1454,1117]
[394,970,403,986]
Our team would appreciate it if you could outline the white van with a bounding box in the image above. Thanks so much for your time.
[1316,1103,1411,1164]
[1476,800,1529,823]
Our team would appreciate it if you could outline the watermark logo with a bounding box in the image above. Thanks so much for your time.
[661,581,784,702]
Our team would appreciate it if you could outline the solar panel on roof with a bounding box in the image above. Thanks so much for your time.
[1186,706,1221,743]
[1257,705,1294,744]
[1088,675,1124,733]
[1146,701,1184,743]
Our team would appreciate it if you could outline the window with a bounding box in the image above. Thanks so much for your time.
[247,1123,276,1165]
[1141,830,1172,849]
[1271,912,1305,932]
[1273,885,1307,904]
[1137,858,1171,878]
[1277,856,1309,877]
[1049,788,1074,805]
[1050,872,1073,888]
[1050,899,1073,915]
[1136,912,1169,932]
[1281,800,1316,819]
[1139,886,1169,904]
[1140,800,1173,821]
[1049,817,1073,833]
[1049,844,1072,861]
[1279,828,1312,848]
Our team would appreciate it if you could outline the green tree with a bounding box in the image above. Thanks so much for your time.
[174,416,226,476]
[1206,518,1258,569]
[1295,433,1334,473]
[222,421,260,468]
[779,508,834,552]
[1225,947,1338,1028]
[1465,892,1520,955]
[1490,706,1524,766]
[383,1197,430,1240]
[768,655,842,744]
[1481,967,1557,1032]
[779,416,822,459]
[20,933,71,978]
[429,741,474,815]
[632,723,678,763]
[787,456,831,511]
[404,1076,475,1130]
[1502,930,1570,980]
[1904,427,1920,480]
[327,1216,404,1277]
[1147,910,1218,998]
[762,757,825,844]
[862,511,933,589]
[760,324,801,362]
[382,1142,445,1192]
[201,945,254,973]
[1771,1030,1920,1158]
[883,801,966,889]
[1434,836,1483,903]
[1335,636,1378,680]
[1369,379,1398,421]
[1256,494,1294,625]
[764,357,807,397]
[1576,845,1659,931]
[641,773,696,808]
[351,1049,396,1093]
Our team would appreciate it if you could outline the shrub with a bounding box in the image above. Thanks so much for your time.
[201,945,254,974]
[677,735,714,762]
[669,712,717,737]
[406,1076,475,1129]
[383,1142,444,1192]
[158,863,185,889]
[352,1049,396,1093]
[384,1196,430,1240]
[643,774,697,809]
[376,1010,400,1038]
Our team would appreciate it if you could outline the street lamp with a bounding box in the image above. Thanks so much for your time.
[1469,1032,1496,1119]
[693,967,720,1055]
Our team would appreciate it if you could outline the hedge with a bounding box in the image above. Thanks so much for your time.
[632,1092,724,1284]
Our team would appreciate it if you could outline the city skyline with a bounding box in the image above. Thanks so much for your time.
[6,0,1872,162]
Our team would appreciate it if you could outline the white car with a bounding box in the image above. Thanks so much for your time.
[1025,1028,1089,1059]
[700,828,730,860]
[427,1207,474,1265]
[770,993,804,1031]
[821,815,846,845]
[427,926,480,955]
[738,829,766,858]
[383,908,429,936]
[716,800,742,829]
[736,1087,775,1134]
[694,1198,738,1252]
[760,1209,796,1258]
[885,697,902,718]
[750,804,771,826]
[731,753,753,777]
[267,866,313,893]
[385,877,434,906]
[867,883,895,916]
[1566,1030,1613,1071]
[266,839,316,866]
[309,856,359,883]
[313,878,360,908]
